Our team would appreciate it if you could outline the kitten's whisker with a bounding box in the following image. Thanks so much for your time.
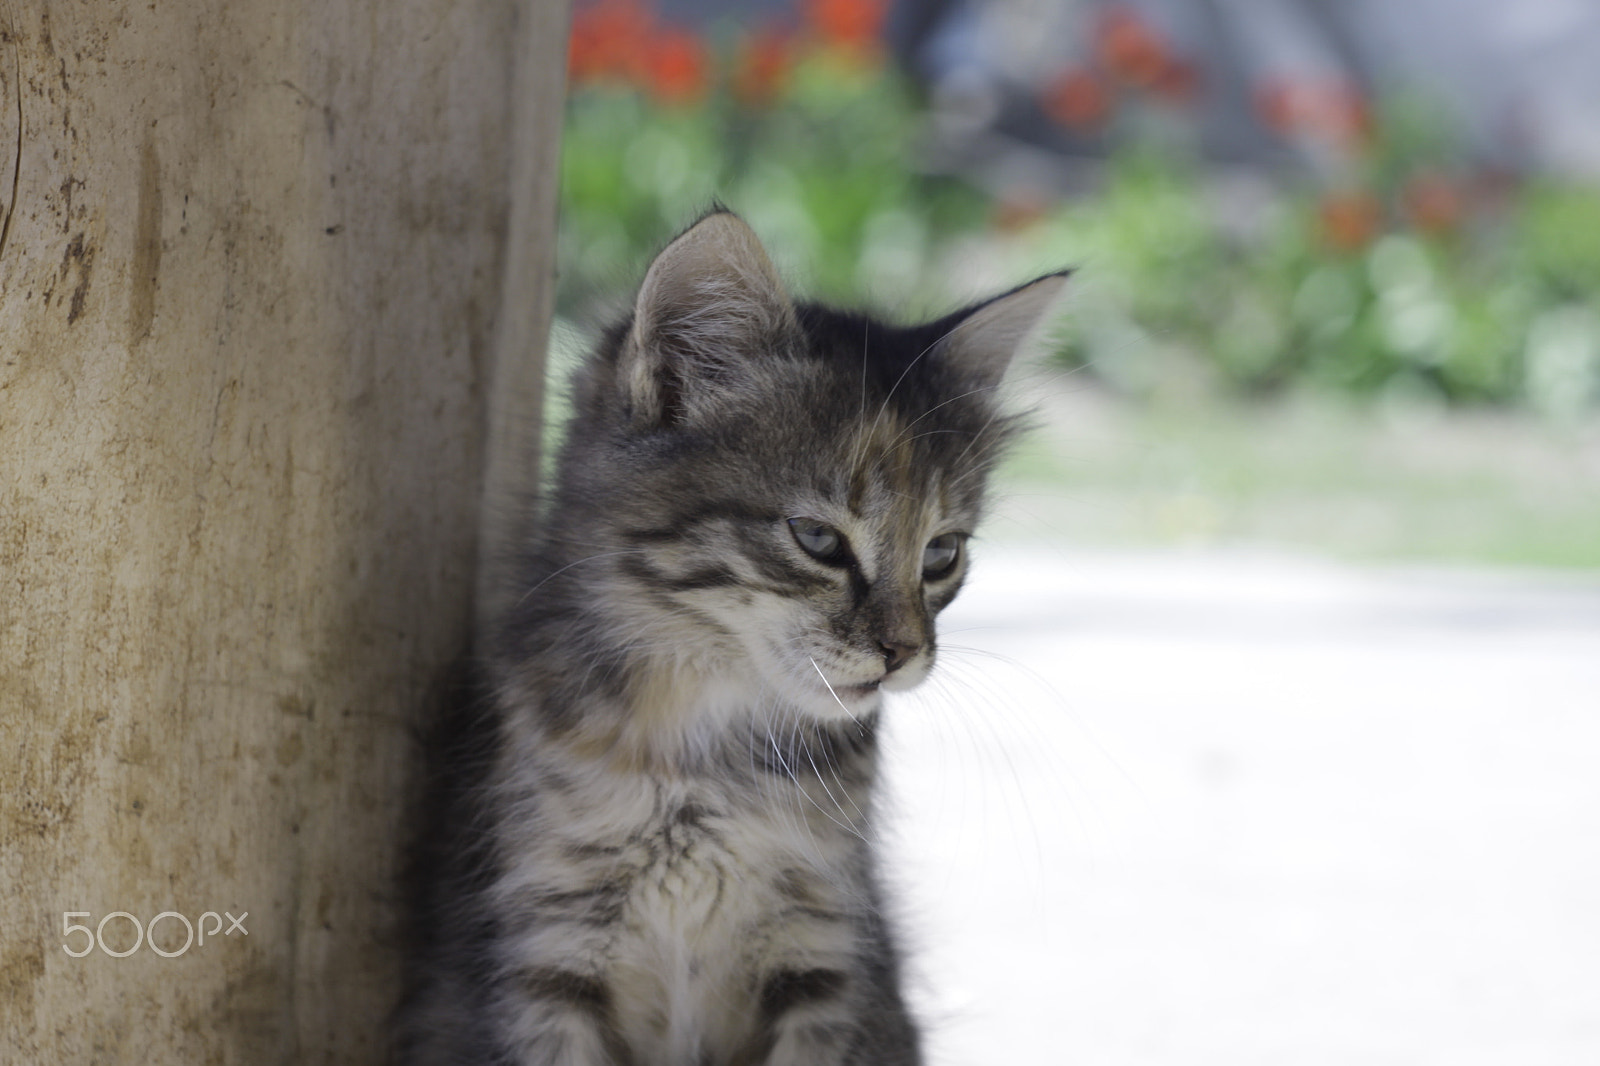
[848,317,871,478]
[854,319,965,481]
[948,401,1016,472]
[768,705,821,853]
[512,548,648,607]
[939,640,1142,800]
[761,710,838,851]
[905,381,1002,426]
[808,657,863,726]
[924,665,1051,881]
[794,726,866,841]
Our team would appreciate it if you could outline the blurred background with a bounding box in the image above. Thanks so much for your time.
[555,1,1600,1062]
[558,0,1600,566]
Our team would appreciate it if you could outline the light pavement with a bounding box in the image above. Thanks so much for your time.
[884,544,1600,1065]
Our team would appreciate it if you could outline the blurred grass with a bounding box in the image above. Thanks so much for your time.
[993,386,1600,569]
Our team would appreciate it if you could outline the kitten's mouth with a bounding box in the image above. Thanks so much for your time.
[840,680,881,697]
[805,659,885,711]
[817,677,881,704]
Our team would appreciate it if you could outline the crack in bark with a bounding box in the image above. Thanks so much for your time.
[0,2,22,266]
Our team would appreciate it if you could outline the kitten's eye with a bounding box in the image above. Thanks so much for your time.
[922,533,964,579]
[789,518,849,565]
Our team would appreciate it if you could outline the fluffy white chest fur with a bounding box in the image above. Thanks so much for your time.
[496,747,866,1065]
[613,785,858,1063]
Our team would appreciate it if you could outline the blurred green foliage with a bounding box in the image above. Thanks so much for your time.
[559,33,1600,417]
[1030,153,1600,419]
[558,50,989,318]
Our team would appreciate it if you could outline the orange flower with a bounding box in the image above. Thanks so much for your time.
[1317,190,1381,252]
[1095,5,1171,88]
[646,26,709,105]
[804,0,888,52]
[1148,55,1201,105]
[1401,171,1464,236]
[1254,81,1292,131]
[992,193,1051,234]
[1041,67,1112,131]
[568,0,654,85]
[733,24,796,106]
[1255,77,1372,151]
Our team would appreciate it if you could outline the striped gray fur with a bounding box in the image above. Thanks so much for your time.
[398,212,1066,1065]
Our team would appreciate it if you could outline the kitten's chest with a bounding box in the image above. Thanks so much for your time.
[622,793,751,937]
[572,778,857,1058]
[602,780,822,949]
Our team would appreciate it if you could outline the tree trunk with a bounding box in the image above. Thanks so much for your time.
[0,1,566,1060]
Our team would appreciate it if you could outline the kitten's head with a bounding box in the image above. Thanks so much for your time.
[558,212,1065,724]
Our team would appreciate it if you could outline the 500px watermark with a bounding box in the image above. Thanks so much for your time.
[61,910,248,958]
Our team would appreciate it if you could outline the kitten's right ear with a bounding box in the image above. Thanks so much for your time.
[619,212,796,428]
[937,272,1070,389]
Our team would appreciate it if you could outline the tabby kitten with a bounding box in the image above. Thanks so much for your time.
[400,212,1065,1065]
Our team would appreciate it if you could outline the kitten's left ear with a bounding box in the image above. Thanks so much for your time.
[938,272,1070,388]
[621,211,797,428]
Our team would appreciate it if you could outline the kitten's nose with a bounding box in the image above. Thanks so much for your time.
[879,640,920,673]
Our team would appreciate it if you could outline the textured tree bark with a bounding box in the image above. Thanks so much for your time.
[0,0,564,1060]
